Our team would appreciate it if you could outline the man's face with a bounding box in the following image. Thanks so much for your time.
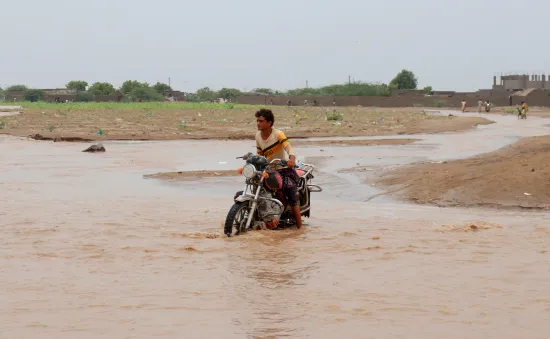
[256,116,270,130]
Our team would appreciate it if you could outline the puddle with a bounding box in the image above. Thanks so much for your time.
[1,111,550,338]
[0,111,20,117]
[0,105,22,117]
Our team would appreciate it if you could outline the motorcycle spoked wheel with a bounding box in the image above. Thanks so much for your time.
[224,202,252,237]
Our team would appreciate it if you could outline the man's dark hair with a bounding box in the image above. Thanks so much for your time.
[255,108,275,126]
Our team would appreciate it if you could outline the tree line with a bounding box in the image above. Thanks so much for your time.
[0,80,172,102]
[0,69,432,102]
[187,70,430,101]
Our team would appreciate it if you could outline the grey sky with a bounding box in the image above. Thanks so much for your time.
[1,0,547,92]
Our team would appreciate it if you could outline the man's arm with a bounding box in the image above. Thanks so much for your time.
[278,132,296,166]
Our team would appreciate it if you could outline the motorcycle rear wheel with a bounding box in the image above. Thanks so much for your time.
[224,202,250,237]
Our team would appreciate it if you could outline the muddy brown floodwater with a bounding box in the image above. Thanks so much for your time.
[1,110,550,339]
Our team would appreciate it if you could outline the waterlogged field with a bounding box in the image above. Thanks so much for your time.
[2,110,550,338]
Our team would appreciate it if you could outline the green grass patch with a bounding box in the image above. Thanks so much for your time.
[326,111,344,121]
[8,101,260,110]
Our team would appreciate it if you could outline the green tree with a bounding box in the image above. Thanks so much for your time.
[281,82,390,97]
[152,82,172,93]
[217,88,242,101]
[120,80,149,94]
[389,69,418,89]
[195,87,217,102]
[23,89,45,102]
[252,88,275,95]
[7,84,28,91]
[285,87,322,96]
[129,87,163,102]
[184,92,200,102]
[88,82,116,95]
[76,91,94,102]
[423,86,433,95]
[66,81,88,91]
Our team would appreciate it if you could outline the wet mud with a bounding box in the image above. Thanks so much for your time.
[1,110,550,338]
[0,106,492,142]
[28,133,93,142]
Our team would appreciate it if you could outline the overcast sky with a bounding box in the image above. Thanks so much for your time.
[1,0,547,92]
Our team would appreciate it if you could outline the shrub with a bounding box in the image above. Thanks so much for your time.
[129,87,164,102]
[432,100,446,107]
[23,89,45,102]
[326,111,344,121]
[76,91,94,102]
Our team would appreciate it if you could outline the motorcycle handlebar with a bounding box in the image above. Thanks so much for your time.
[265,160,288,168]
[235,155,290,168]
[236,152,254,160]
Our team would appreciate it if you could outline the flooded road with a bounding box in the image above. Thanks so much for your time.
[1,111,550,338]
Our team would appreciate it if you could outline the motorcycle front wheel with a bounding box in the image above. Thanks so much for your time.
[224,202,250,237]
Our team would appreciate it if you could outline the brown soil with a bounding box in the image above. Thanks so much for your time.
[0,106,492,141]
[292,138,419,147]
[144,170,240,181]
[374,135,550,209]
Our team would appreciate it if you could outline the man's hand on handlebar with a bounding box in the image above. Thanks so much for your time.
[239,152,253,160]
[286,155,296,168]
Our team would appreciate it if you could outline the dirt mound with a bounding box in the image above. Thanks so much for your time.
[374,135,550,209]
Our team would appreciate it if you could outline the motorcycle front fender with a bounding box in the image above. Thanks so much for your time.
[235,194,254,203]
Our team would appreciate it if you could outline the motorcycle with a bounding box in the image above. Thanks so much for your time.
[224,152,322,237]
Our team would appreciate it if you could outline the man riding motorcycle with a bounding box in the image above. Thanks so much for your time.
[243,108,303,229]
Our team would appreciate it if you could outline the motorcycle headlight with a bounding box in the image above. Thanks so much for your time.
[242,164,256,179]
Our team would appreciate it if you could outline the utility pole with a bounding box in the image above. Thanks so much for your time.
[348,75,351,84]
[306,80,308,88]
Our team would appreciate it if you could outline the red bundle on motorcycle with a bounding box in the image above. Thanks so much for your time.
[264,171,283,190]
[295,169,306,177]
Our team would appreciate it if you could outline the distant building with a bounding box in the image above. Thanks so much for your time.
[492,74,549,91]
[42,88,77,96]
[162,90,185,101]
